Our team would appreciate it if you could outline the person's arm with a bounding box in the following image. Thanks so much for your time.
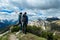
[17,15,20,25]
[27,16,28,24]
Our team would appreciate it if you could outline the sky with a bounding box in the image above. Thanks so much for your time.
[0,0,60,21]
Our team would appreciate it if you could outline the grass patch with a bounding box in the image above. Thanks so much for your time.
[17,33,47,40]
[0,34,8,40]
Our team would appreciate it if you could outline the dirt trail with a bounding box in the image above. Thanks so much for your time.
[9,34,19,40]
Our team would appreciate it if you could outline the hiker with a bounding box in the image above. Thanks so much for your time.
[19,12,23,31]
[22,12,28,34]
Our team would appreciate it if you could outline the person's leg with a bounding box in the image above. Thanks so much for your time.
[24,24,27,34]
[23,25,25,34]
[19,23,23,33]
[22,23,25,33]
[23,23,26,34]
[22,23,27,34]
[20,23,22,30]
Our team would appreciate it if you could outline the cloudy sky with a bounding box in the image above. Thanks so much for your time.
[0,0,60,21]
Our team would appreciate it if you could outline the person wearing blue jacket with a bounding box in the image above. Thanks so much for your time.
[19,12,23,31]
[22,12,28,34]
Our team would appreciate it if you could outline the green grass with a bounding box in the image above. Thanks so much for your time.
[17,33,47,40]
[0,34,8,40]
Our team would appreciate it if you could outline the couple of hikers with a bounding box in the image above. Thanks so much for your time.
[19,12,28,34]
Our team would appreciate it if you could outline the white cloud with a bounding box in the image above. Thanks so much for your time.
[9,0,60,9]
[0,12,18,22]
[40,9,60,17]
[0,0,60,21]
[0,0,60,10]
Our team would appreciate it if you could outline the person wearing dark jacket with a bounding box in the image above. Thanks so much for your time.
[22,12,28,34]
[19,12,23,30]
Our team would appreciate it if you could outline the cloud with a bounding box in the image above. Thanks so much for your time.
[9,0,60,18]
[0,12,18,21]
[0,0,60,10]
[10,0,60,9]
[0,9,14,13]
[0,0,60,21]
[0,0,60,27]
[40,8,60,17]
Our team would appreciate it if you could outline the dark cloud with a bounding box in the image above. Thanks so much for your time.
[10,0,60,10]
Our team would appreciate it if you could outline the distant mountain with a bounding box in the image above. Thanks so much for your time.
[46,17,60,22]
[0,19,18,33]
[50,20,60,31]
